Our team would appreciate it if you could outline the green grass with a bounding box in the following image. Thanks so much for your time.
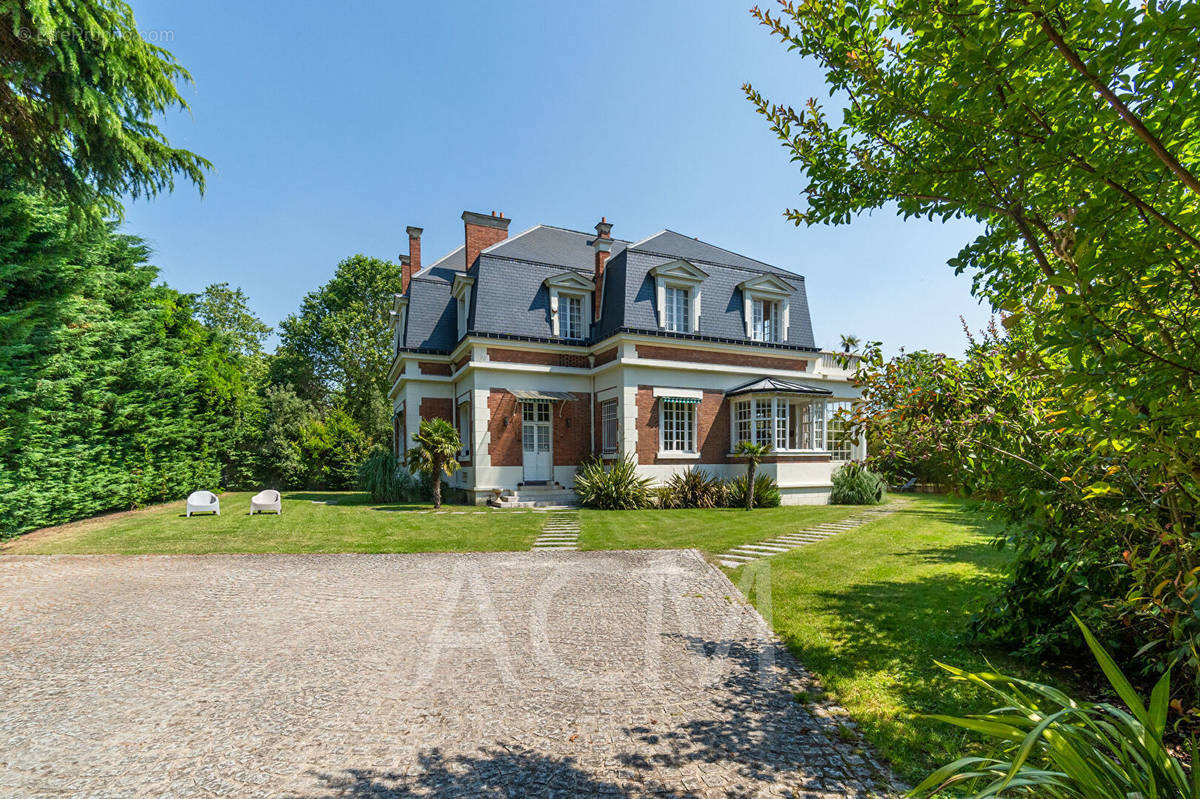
[578,504,863,553]
[726,494,1054,786]
[2,491,543,554]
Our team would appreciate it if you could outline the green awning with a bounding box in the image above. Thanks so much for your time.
[511,390,576,402]
[659,396,702,405]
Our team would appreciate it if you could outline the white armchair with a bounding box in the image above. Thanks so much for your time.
[250,489,282,515]
[186,491,220,517]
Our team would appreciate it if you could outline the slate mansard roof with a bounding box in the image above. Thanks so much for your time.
[400,223,818,353]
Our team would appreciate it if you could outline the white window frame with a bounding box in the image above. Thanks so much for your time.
[658,398,698,457]
[457,401,471,458]
[664,285,690,333]
[738,274,794,342]
[752,298,781,342]
[544,272,595,339]
[650,260,708,334]
[730,395,830,453]
[825,400,854,461]
[562,294,584,340]
[600,399,618,454]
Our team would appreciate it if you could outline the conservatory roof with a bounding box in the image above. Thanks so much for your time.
[724,377,833,397]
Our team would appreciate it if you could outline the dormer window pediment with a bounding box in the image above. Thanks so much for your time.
[738,274,794,342]
[650,260,707,333]
[543,271,595,340]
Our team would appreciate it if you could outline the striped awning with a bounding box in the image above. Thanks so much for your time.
[511,390,576,402]
[658,396,702,404]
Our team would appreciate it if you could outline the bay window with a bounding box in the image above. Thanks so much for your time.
[731,397,830,451]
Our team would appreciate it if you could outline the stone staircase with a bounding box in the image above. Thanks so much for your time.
[717,501,905,568]
[488,486,578,509]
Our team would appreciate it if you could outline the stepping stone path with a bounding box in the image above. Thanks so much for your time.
[530,509,581,551]
[718,501,905,568]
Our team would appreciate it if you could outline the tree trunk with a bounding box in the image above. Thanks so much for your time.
[745,461,757,510]
[432,457,443,509]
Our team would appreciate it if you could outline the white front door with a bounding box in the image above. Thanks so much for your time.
[522,402,552,483]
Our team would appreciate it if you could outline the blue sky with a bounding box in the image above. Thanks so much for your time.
[126,0,990,355]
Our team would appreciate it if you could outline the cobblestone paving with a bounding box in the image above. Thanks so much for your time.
[0,552,898,798]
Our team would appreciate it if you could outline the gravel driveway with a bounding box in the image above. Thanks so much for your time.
[0,551,893,798]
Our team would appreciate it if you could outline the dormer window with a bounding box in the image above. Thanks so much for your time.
[664,286,690,333]
[649,259,708,334]
[738,274,794,343]
[752,298,781,342]
[563,294,584,340]
[451,274,475,341]
[543,271,595,340]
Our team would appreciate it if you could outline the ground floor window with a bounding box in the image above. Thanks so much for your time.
[732,397,829,452]
[601,399,618,454]
[660,399,697,453]
[825,400,854,461]
[457,401,471,458]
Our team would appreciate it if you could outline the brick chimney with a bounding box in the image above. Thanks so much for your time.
[401,225,423,294]
[592,217,613,317]
[462,210,510,268]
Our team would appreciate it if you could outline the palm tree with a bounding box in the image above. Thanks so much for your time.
[404,418,461,509]
[733,441,771,510]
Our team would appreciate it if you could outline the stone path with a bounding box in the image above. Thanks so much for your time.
[0,552,898,798]
[531,509,581,551]
[718,502,905,568]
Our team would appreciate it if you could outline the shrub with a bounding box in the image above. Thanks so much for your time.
[358,446,403,502]
[663,468,725,509]
[830,462,886,505]
[574,456,652,510]
[725,474,781,508]
[914,617,1192,799]
[651,485,677,509]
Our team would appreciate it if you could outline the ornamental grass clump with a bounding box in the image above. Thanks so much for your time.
[914,616,1196,799]
[830,462,886,505]
[574,456,653,510]
[725,473,781,508]
[663,468,726,509]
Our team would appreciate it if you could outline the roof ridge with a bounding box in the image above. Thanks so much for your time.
[627,247,803,280]
[656,228,782,272]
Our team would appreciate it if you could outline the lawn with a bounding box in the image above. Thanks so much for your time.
[578,504,863,553]
[726,494,1057,786]
[1,491,543,554]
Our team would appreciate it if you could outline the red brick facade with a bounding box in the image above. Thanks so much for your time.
[453,354,470,373]
[636,344,807,372]
[553,394,592,466]
[487,389,522,467]
[418,360,452,376]
[418,397,453,423]
[635,386,730,465]
[594,347,618,366]
[488,347,589,369]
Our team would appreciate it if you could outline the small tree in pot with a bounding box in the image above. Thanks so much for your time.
[733,441,771,510]
[405,418,461,509]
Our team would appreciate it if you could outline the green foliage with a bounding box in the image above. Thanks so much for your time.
[358,445,429,504]
[726,473,781,509]
[830,462,886,506]
[0,0,210,216]
[661,468,726,509]
[749,0,1200,713]
[404,418,460,509]
[915,618,1194,799]
[574,456,653,510]
[733,441,772,509]
[278,254,403,443]
[297,405,370,491]
[196,283,271,358]
[0,180,242,536]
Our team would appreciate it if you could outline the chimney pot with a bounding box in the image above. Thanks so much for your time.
[592,217,614,318]
[462,210,512,268]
